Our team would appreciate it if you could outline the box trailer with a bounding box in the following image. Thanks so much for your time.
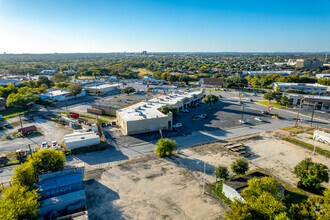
[64,134,100,150]
[18,125,37,135]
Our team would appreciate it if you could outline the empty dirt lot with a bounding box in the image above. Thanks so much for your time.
[84,154,229,220]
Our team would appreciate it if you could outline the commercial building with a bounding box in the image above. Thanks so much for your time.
[0,78,22,86]
[84,82,121,94]
[242,70,295,76]
[272,82,328,94]
[283,93,330,111]
[40,69,57,75]
[295,59,324,69]
[200,78,224,89]
[87,93,152,116]
[117,90,204,135]
[39,89,87,102]
[316,74,330,79]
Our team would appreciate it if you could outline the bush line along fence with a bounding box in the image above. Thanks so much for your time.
[283,137,330,158]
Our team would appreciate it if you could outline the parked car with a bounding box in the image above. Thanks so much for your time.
[173,123,183,128]
[219,95,223,98]
[180,109,189,113]
[4,124,13,129]
[255,117,263,122]
[261,111,268,114]
[41,142,48,149]
[238,120,247,124]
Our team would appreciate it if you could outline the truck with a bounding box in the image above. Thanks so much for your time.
[18,125,37,135]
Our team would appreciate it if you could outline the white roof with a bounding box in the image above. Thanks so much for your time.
[85,83,120,89]
[274,82,327,87]
[117,90,203,122]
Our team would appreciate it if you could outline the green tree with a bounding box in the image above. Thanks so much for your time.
[293,158,329,189]
[55,82,70,90]
[231,158,249,175]
[160,105,178,117]
[37,76,54,88]
[226,177,287,220]
[280,96,289,107]
[51,73,70,83]
[202,94,219,108]
[0,184,40,220]
[215,165,229,183]
[11,161,36,188]
[6,92,39,109]
[68,83,83,98]
[122,86,136,95]
[155,138,177,157]
[263,91,275,101]
[30,149,66,174]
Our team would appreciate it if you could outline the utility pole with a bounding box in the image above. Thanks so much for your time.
[295,99,302,127]
[19,115,23,134]
[240,104,245,125]
[202,161,206,195]
[310,103,316,127]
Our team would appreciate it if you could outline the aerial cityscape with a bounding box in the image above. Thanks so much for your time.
[0,0,329,219]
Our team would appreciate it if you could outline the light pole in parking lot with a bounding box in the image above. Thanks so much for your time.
[240,103,245,125]
[197,161,206,195]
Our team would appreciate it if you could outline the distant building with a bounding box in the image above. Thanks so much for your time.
[316,74,330,79]
[242,70,294,76]
[0,97,6,110]
[283,93,330,111]
[295,59,324,69]
[39,89,86,102]
[142,51,147,55]
[40,69,57,75]
[0,79,22,86]
[287,59,296,66]
[84,82,121,94]
[222,172,285,202]
[272,82,328,94]
[62,70,75,76]
[144,75,156,81]
[200,78,224,89]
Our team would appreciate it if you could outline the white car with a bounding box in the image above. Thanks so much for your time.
[180,109,189,113]
[173,123,183,128]
[239,120,247,124]
[255,117,263,122]
[41,142,48,149]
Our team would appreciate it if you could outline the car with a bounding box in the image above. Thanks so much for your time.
[4,124,13,129]
[51,141,59,149]
[238,120,247,124]
[219,95,223,98]
[173,123,183,128]
[41,142,48,149]
[261,111,268,114]
[180,109,189,113]
[255,117,263,122]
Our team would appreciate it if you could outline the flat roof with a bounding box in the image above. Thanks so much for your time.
[84,83,120,89]
[117,90,203,122]
[284,93,330,100]
[274,82,327,87]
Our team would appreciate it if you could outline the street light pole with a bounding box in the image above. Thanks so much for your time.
[202,161,206,195]
[295,99,302,127]
[310,103,316,127]
[240,104,245,125]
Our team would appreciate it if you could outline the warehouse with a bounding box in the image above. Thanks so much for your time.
[84,82,121,94]
[39,89,86,102]
[63,131,100,149]
[117,90,204,135]
[272,82,328,94]
[283,93,330,111]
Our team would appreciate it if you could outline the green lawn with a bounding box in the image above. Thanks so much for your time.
[0,109,38,120]
[257,100,285,109]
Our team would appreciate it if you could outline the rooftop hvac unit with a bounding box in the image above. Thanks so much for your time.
[143,104,147,107]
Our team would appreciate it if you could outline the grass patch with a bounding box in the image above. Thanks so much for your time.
[257,100,286,109]
[281,125,314,134]
[79,114,97,122]
[209,181,232,205]
[283,137,330,158]
[0,109,38,120]
[99,115,116,120]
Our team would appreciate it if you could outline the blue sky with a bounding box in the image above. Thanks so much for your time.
[0,0,329,53]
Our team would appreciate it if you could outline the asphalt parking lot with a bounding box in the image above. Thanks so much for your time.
[173,98,270,135]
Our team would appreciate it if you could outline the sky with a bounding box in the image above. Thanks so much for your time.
[0,0,329,53]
